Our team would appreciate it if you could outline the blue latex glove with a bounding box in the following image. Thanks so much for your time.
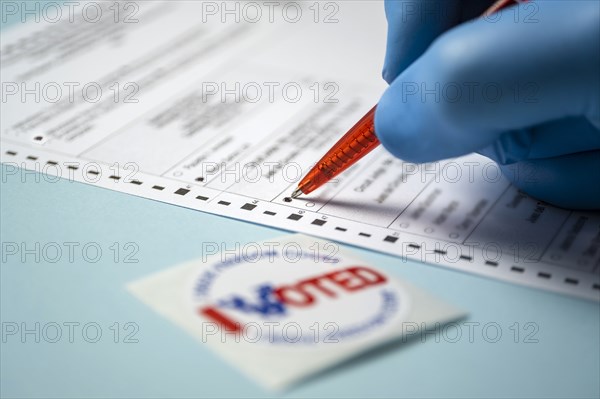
[375,0,600,209]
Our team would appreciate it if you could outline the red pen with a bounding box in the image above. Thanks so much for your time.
[291,0,524,199]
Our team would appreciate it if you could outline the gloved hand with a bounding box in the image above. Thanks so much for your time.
[375,0,600,209]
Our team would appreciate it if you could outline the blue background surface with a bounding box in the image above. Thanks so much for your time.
[1,165,599,398]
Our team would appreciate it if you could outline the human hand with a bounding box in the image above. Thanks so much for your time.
[374,0,600,209]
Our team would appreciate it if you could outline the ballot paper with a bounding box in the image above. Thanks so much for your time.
[1,1,599,301]
[128,234,467,390]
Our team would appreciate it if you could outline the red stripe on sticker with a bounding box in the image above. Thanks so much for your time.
[199,306,242,333]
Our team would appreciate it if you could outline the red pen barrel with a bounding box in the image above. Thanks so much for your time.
[297,106,379,196]
[483,0,521,17]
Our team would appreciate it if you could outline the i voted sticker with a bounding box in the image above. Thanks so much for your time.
[128,235,466,390]
[189,243,410,348]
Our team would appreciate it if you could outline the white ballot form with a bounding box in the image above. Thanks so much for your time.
[2,1,599,300]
